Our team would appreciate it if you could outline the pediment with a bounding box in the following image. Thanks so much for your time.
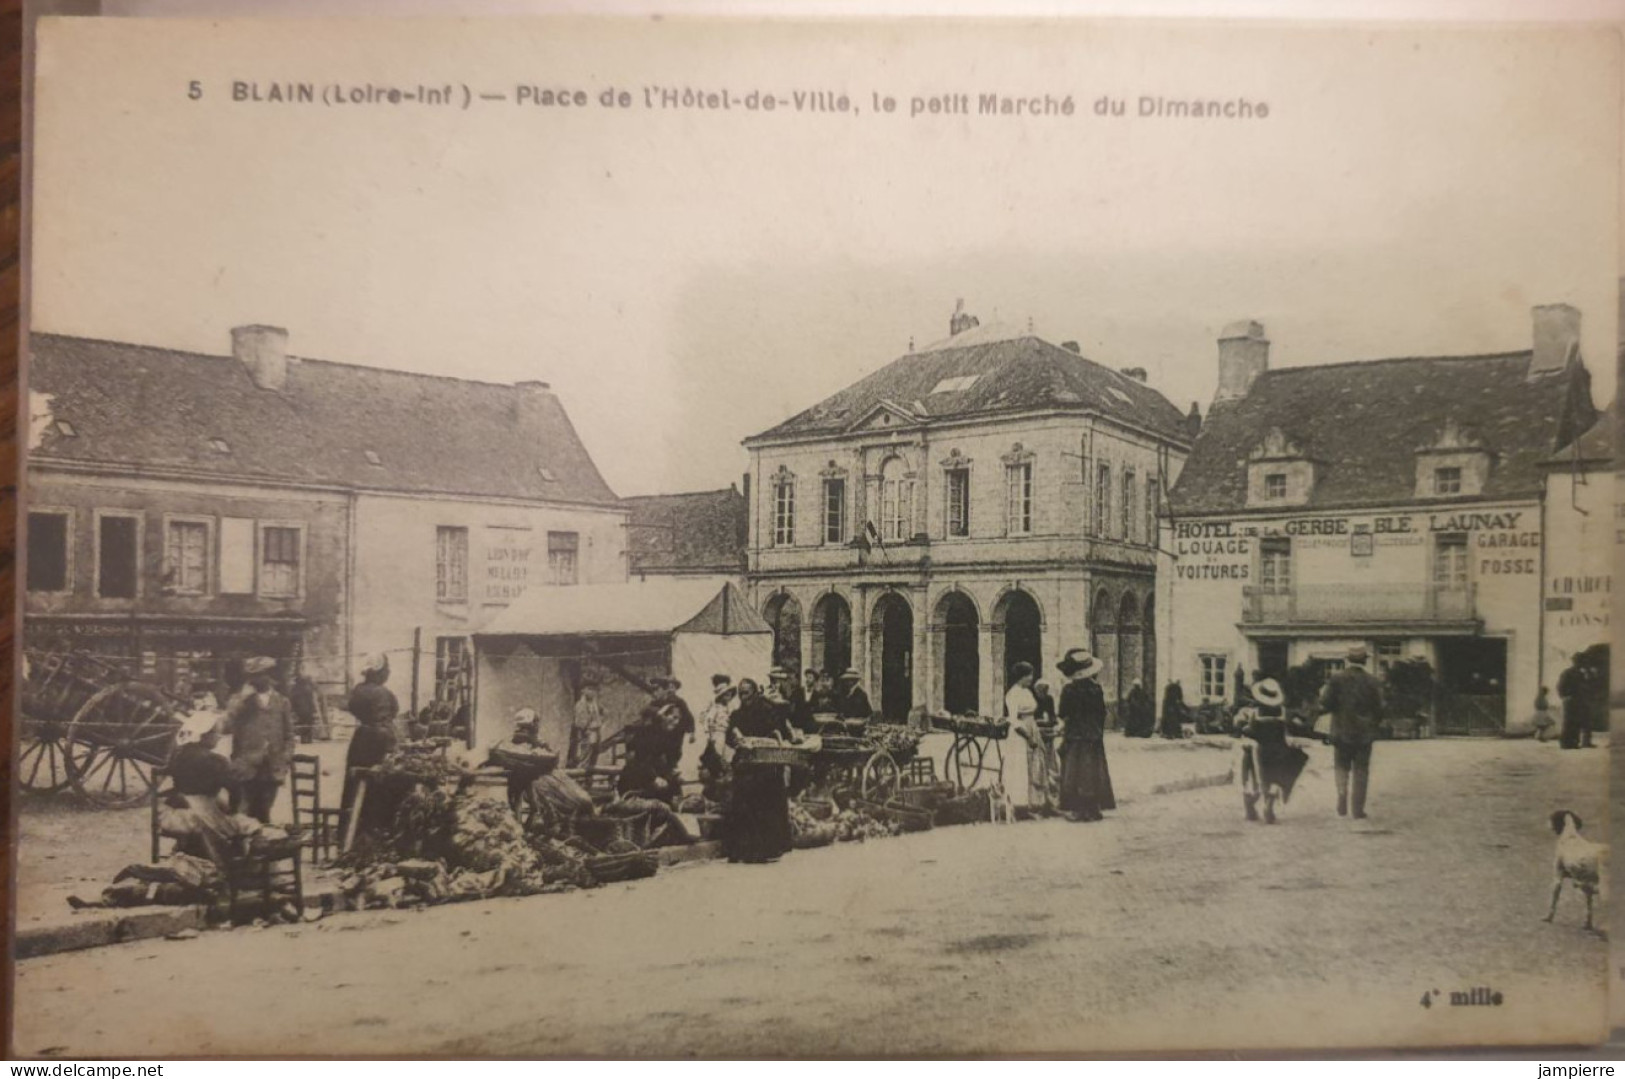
[847,399,922,433]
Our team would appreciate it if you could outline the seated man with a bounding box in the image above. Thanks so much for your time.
[611,721,694,846]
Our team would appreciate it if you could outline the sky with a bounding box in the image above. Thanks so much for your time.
[29,17,1620,496]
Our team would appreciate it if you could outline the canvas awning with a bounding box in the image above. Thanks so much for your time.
[474,578,769,639]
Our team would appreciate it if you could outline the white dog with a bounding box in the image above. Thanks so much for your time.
[1545,809,1608,934]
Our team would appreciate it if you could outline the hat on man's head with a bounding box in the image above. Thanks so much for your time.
[838,668,862,682]
[768,666,791,680]
[1346,645,1369,665]
[1057,648,1104,680]
[360,653,390,676]
[1251,679,1286,707]
[244,656,277,677]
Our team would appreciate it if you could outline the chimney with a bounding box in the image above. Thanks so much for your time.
[1214,320,1269,404]
[232,325,289,392]
[949,298,980,337]
[1530,303,1581,378]
[1120,366,1148,383]
[1186,401,1203,437]
[1061,341,1081,354]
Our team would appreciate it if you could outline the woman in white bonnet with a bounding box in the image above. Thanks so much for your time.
[159,709,261,866]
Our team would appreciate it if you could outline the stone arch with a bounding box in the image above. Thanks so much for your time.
[868,589,915,722]
[809,589,853,678]
[1116,591,1142,708]
[1090,587,1118,722]
[932,588,982,716]
[992,587,1044,696]
[761,590,803,674]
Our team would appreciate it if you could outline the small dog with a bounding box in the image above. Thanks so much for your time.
[987,783,1016,825]
[1545,809,1608,933]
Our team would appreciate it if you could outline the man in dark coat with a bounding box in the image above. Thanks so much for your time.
[1557,653,1592,750]
[641,677,696,764]
[1319,645,1385,819]
[836,669,873,720]
[223,656,298,823]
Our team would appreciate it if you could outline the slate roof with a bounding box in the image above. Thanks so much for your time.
[1543,405,1615,468]
[28,333,621,505]
[746,331,1191,445]
[1171,352,1596,516]
[623,487,748,575]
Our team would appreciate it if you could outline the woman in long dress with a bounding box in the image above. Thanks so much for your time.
[723,678,796,863]
[1057,648,1116,823]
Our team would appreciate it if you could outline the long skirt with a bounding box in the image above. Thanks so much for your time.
[157,794,262,867]
[724,763,792,863]
[342,723,400,835]
[1059,738,1116,821]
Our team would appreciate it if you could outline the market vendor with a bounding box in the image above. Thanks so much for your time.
[619,701,684,805]
[723,677,796,864]
[223,656,297,824]
[342,653,400,833]
[641,676,696,763]
[836,668,873,721]
[700,674,739,763]
[158,710,263,867]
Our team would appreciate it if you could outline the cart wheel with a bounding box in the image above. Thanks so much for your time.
[18,721,74,793]
[861,749,900,802]
[947,736,986,792]
[66,682,179,809]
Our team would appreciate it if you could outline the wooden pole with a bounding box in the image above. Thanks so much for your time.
[410,627,422,715]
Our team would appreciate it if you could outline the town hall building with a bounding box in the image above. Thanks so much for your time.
[742,307,1195,722]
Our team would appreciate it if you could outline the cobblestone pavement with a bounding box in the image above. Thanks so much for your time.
[12,736,1609,1057]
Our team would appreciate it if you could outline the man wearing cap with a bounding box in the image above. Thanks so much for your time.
[222,656,298,823]
[1318,645,1385,819]
[768,666,814,734]
[836,669,873,721]
[343,654,400,830]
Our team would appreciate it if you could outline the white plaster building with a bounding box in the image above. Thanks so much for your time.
[1159,307,1602,734]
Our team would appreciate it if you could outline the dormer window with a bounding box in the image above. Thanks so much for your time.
[1245,428,1316,508]
[1415,418,1491,499]
[208,438,230,454]
[537,466,556,482]
[55,420,77,438]
[364,450,382,467]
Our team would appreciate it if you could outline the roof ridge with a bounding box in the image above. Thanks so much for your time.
[623,487,739,501]
[1257,350,1532,378]
[31,330,534,391]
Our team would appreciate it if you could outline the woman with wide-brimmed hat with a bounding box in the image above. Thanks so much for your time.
[1233,678,1309,824]
[1056,648,1116,822]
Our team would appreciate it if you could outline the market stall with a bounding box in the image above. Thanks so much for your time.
[470,579,774,778]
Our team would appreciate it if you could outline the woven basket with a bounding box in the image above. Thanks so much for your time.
[734,744,808,768]
[585,851,658,884]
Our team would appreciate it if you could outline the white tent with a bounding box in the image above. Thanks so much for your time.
[471,579,773,777]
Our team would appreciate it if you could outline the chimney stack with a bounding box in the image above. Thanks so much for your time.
[232,325,290,392]
[1530,303,1581,378]
[1187,401,1203,437]
[1120,366,1148,383]
[1214,320,1269,404]
[1060,341,1081,354]
[949,298,980,337]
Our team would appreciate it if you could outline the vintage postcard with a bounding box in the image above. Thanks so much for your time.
[11,14,1620,1056]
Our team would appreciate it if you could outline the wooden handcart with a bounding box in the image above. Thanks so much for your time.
[930,714,1010,793]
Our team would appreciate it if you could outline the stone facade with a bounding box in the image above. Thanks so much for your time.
[744,326,1190,721]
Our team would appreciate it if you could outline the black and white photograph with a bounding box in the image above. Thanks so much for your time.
[9,12,1621,1056]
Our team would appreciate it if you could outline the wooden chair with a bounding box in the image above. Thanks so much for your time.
[221,835,304,925]
[289,753,342,865]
